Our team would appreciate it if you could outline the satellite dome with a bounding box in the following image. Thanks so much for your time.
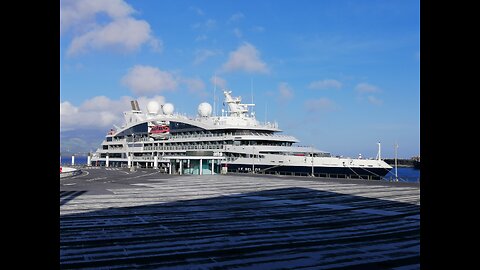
[198,102,212,117]
[147,100,160,114]
[162,103,174,115]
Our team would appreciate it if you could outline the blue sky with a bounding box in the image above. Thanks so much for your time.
[60,0,420,159]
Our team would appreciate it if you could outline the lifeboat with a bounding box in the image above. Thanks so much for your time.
[149,125,170,140]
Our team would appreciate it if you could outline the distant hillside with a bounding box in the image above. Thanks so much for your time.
[60,129,106,155]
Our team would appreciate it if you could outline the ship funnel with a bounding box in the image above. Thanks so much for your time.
[130,100,140,111]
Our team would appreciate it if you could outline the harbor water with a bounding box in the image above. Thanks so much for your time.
[61,156,420,183]
[384,167,420,183]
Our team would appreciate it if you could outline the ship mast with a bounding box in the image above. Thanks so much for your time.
[376,142,381,160]
[223,90,255,117]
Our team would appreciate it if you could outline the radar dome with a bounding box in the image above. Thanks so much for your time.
[147,101,160,114]
[198,102,212,117]
[162,103,174,115]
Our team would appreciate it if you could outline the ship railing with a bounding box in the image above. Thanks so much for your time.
[143,145,224,151]
[242,170,382,180]
[109,132,295,143]
[167,132,295,140]
[131,156,154,161]
[169,132,234,139]
[127,137,151,143]
[107,146,124,150]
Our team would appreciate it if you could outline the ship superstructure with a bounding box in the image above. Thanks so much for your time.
[91,90,392,179]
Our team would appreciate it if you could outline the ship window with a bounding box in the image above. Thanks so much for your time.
[106,137,112,142]
[169,121,204,132]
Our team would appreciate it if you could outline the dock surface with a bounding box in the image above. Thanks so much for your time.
[60,168,420,269]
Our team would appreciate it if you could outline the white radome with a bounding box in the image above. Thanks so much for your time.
[162,103,174,115]
[147,100,160,114]
[198,102,212,117]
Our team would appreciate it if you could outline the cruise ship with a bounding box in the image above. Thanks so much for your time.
[90,90,392,180]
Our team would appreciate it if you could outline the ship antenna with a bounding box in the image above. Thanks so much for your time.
[251,77,253,104]
[376,142,381,160]
[264,102,267,124]
[251,77,254,117]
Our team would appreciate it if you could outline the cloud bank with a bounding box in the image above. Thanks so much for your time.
[60,95,166,132]
[61,0,161,56]
[221,43,269,74]
[121,65,178,95]
[355,82,381,93]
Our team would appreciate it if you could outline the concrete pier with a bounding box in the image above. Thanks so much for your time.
[60,168,420,269]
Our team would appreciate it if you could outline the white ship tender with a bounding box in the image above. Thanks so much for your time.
[91,90,392,179]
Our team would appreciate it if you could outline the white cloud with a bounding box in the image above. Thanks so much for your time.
[228,12,245,23]
[354,83,383,106]
[193,49,220,65]
[355,83,381,93]
[221,42,269,74]
[60,95,165,131]
[367,95,383,106]
[67,18,161,56]
[61,0,134,32]
[60,101,79,116]
[304,98,336,112]
[210,75,227,89]
[308,79,342,90]
[121,65,178,95]
[80,96,119,111]
[278,82,293,101]
[61,0,161,56]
